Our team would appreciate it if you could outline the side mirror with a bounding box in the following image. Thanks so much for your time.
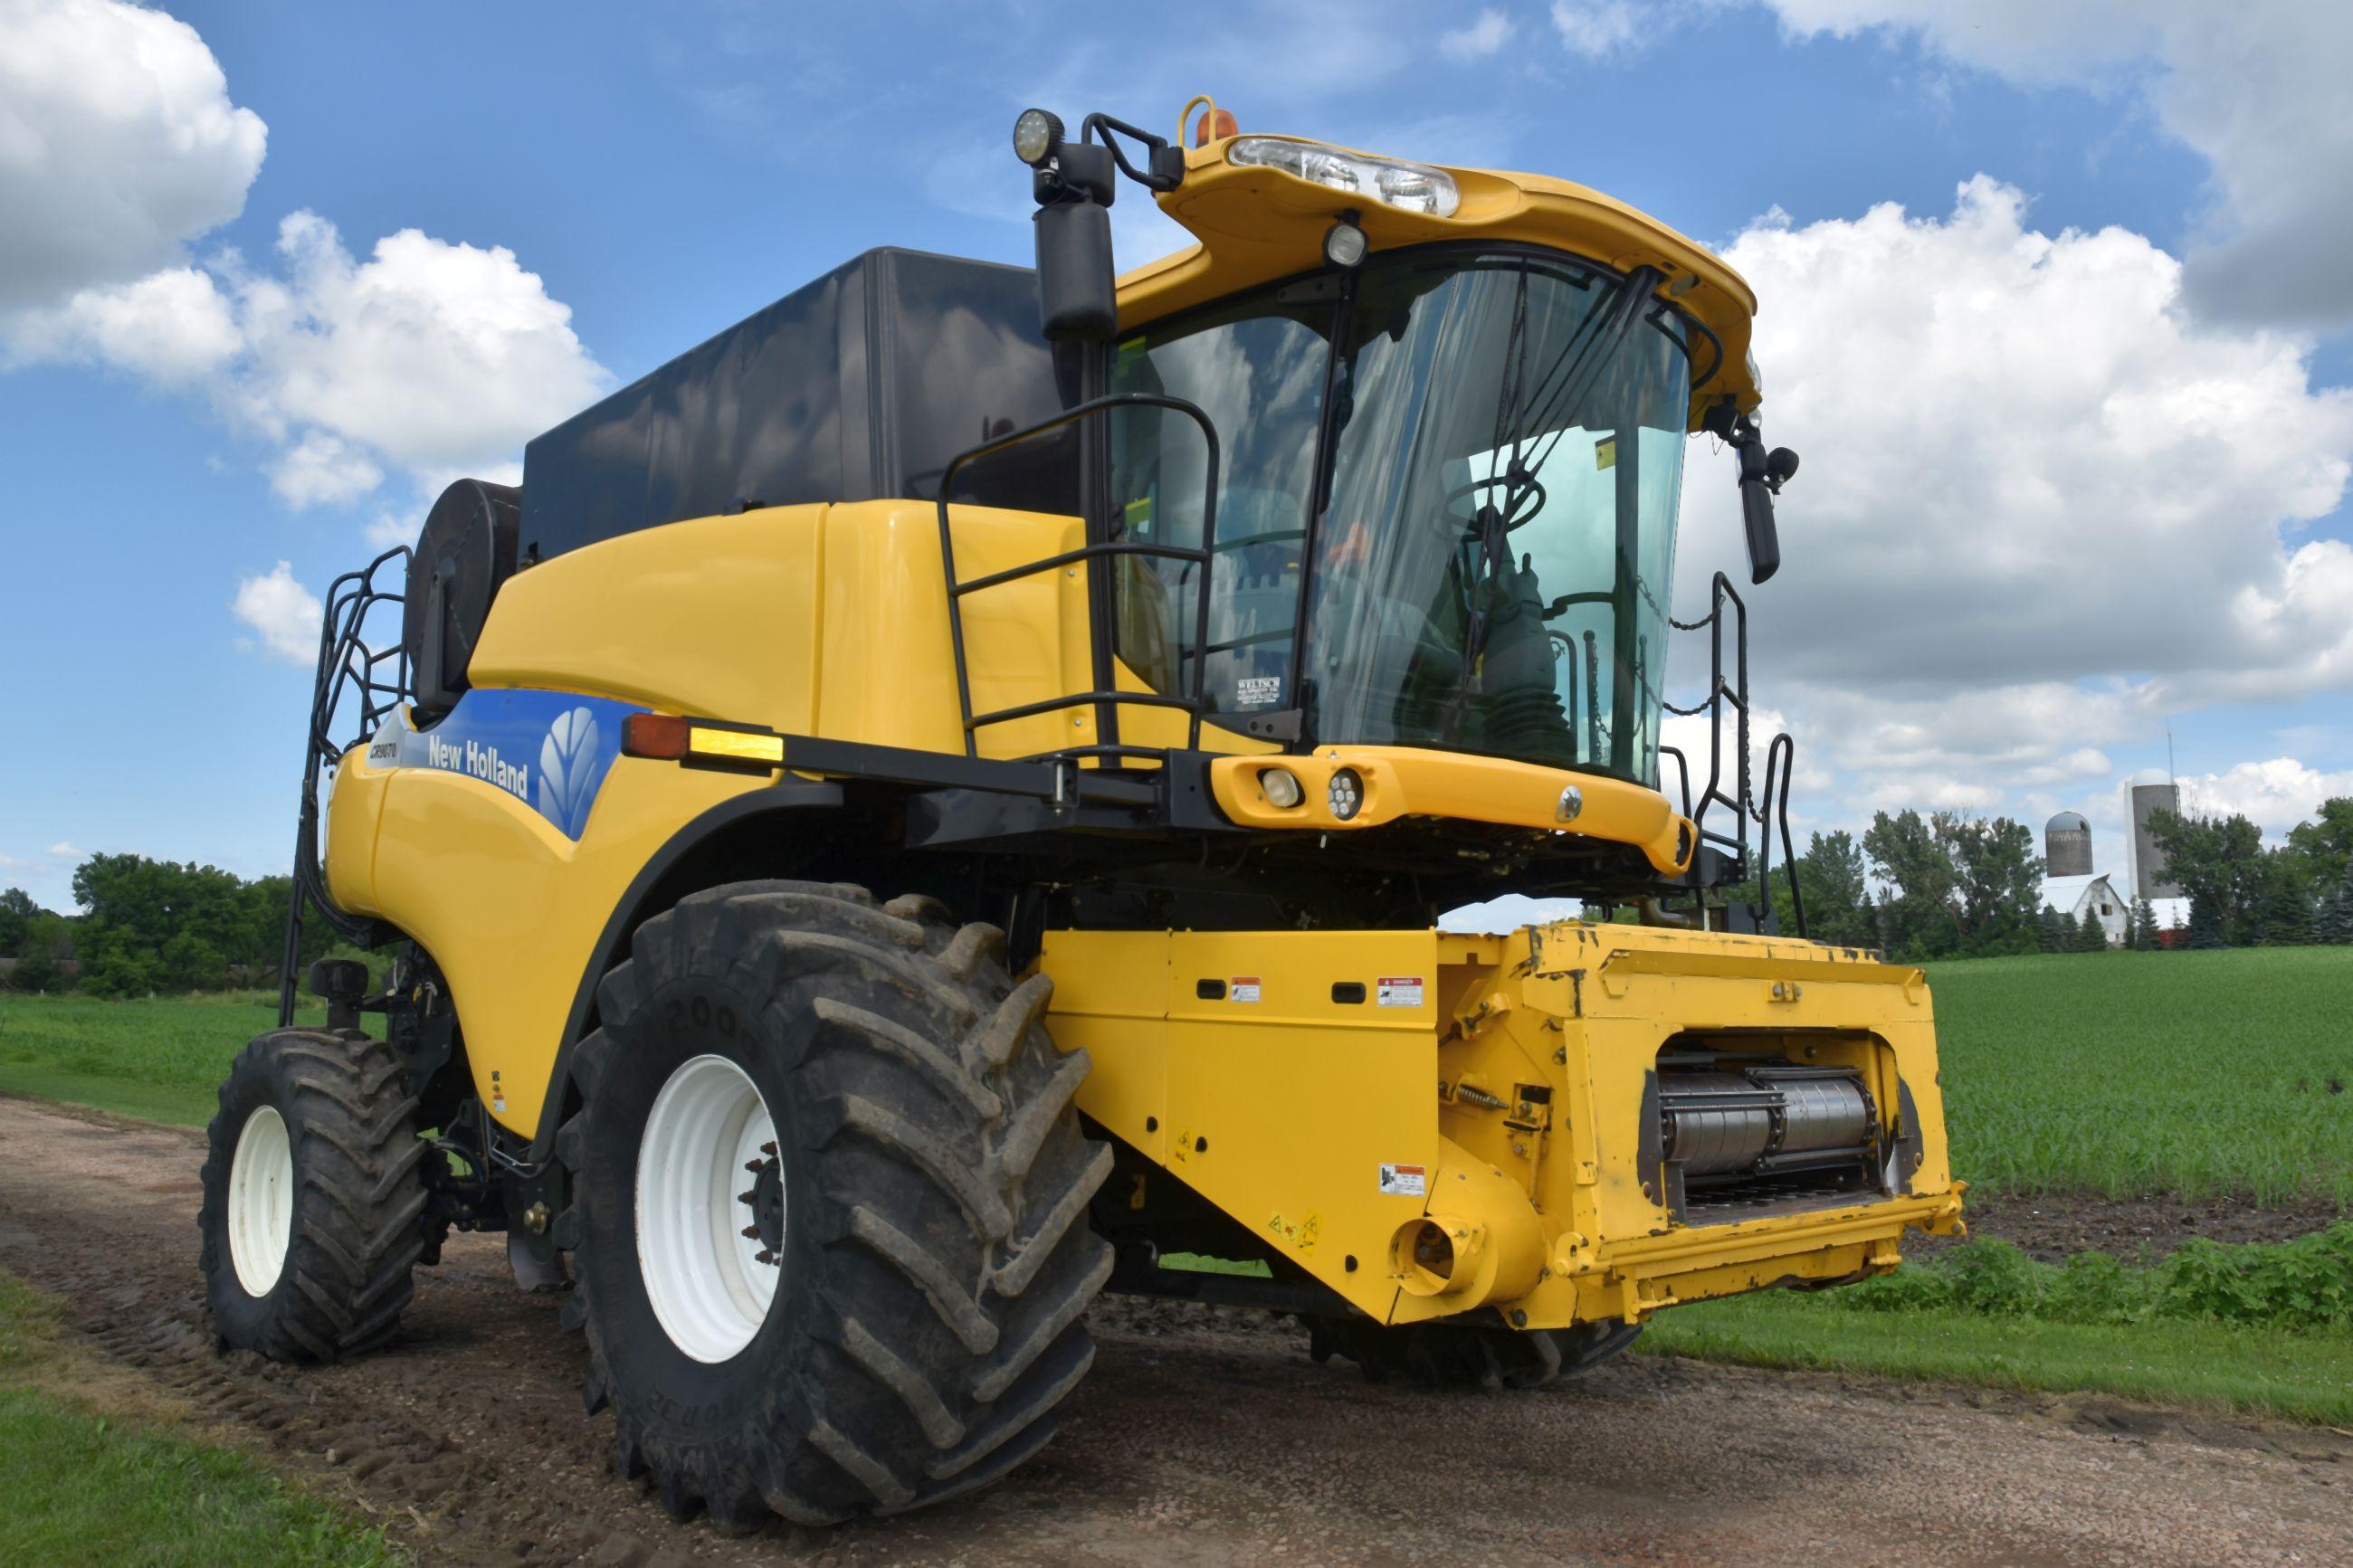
[1740,479,1782,585]
[1034,198,1117,342]
[1705,396,1796,586]
[1015,107,1184,346]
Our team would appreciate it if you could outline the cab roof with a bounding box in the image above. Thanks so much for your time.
[1116,130,1763,430]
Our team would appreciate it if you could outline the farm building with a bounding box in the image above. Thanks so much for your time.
[2041,872,2129,945]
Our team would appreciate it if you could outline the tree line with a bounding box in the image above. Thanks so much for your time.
[0,854,338,996]
[1737,796,2353,963]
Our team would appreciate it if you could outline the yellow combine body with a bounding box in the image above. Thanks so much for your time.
[201,93,1960,1529]
[1049,922,1959,1330]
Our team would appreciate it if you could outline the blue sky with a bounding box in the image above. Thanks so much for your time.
[4,0,2351,910]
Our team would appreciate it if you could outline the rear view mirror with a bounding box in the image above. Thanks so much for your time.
[1704,397,1797,586]
[1034,198,1117,342]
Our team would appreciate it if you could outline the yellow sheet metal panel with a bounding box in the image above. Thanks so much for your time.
[1037,928,1170,1164]
[1209,746,1693,871]
[1050,917,1959,1333]
[321,743,388,916]
[1044,927,1453,1323]
[366,755,767,1136]
[470,506,827,736]
[1118,133,1762,424]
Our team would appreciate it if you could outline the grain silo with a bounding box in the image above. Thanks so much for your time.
[2044,810,2093,877]
[2130,777,2184,898]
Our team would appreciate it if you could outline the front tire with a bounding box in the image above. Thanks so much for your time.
[557,881,1112,1527]
[197,1030,428,1362]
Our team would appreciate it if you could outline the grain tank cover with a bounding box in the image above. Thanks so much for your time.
[519,248,1067,564]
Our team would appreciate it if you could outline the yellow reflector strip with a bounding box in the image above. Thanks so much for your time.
[687,727,785,765]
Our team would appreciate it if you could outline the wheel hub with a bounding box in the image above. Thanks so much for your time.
[225,1103,294,1296]
[741,1154,785,1260]
[634,1053,783,1364]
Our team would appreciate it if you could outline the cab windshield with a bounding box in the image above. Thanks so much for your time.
[1107,247,1696,784]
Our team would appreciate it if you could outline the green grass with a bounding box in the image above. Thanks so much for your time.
[0,1271,398,1567]
[0,992,320,1126]
[1925,947,2353,1203]
[1641,1290,2353,1427]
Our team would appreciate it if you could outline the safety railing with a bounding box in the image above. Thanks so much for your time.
[1657,571,1806,936]
[277,546,412,1023]
[933,392,1221,762]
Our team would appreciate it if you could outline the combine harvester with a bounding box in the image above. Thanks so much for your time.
[200,96,1963,1527]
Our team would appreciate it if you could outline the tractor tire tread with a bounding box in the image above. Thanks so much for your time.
[198,1029,429,1364]
[563,879,1110,1525]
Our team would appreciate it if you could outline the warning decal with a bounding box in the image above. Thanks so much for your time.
[1378,1163,1427,1196]
[1376,975,1424,1007]
[1230,976,1262,1003]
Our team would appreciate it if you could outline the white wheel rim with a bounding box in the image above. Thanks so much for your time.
[227,1104,294,1295]
[635,1053,782,1363]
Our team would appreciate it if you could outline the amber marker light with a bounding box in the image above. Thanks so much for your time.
[621,713,690,759]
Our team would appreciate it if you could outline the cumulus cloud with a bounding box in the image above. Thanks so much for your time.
[268,431,385,509]
[1661,175,2353,831]
[5,265,242,382]
[1,5,606,522]
[1441,8,1514,62]
[2175,757,2353,838]
[1676,177,2353,736]
[229,213,609,483]
[44,841,78,858]
[1758,3,2353,330]
[0,0,266,312]
[11,208,608,513]
[231,561,323,666]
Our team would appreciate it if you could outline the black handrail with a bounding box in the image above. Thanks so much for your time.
[1755,731,1805,936]
[1658,570,1808,936]
[278,546,411,1025]
[934,392,1222,758]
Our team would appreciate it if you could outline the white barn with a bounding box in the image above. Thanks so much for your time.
[2041,872,2129,944]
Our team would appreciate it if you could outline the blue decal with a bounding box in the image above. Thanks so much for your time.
[386,689,639,841]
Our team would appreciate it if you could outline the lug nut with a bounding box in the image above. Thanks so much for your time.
[761,1141,777,1155]
[741,1225,760,1240]
[738,1190,757,1205]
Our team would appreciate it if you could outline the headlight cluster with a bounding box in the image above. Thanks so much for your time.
[1225,137,1460,217]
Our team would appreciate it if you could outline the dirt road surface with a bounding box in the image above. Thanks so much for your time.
[2,1095,2345,1567]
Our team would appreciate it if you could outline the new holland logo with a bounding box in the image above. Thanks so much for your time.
[538,707,603,838]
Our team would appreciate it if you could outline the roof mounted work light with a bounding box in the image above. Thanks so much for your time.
[1013,108,1062,167]
[1227,137,1460,217]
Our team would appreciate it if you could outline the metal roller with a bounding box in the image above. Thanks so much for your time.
[1658,1065,1873,1177]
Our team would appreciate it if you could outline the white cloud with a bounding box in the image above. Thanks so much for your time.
[269,431,385,510]
[1550,0,1646,59]
[1758,3,2353,329]
[2175,756,2353,838]
[0,0,266,312]
[1674,176,2353,776]
[1441,8,1514,62]
[10,207,609,515]
[43,841,77,858]
[0,6,605,520]
[232,561,322,666]
[5,265,241,383]
[231,213,609,483]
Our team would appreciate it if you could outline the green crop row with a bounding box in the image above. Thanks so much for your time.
[1925,947,2353,1203]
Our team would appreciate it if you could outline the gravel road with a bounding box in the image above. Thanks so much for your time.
[1,1094,2345,1567]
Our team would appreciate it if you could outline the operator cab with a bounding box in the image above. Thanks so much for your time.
[1106,242,1699,786]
